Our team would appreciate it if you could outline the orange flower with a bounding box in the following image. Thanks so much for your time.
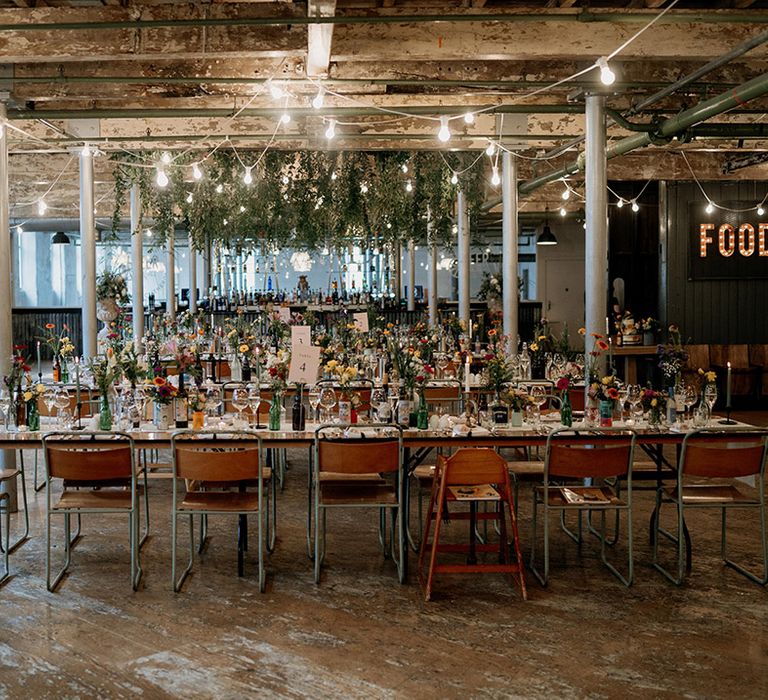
[590,332,604,339]
[45,323,55,329]
[487,329,497,337]
[153,376,166,387]
[596,340,609,351]
[607,387,620,400]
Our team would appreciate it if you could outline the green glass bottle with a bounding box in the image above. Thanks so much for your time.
[416,391,429,430]
[560,391,573,427]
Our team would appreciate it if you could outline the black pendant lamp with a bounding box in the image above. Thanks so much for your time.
[51,231,71,245]
[536,207,558,246]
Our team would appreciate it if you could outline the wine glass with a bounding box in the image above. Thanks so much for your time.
[54,386,71,428]
[704,383,718,424]
[206,385,222,424]
[307,385,321,423]
[618,384,630,422]
[134,385,148,427]
[231,387,248,426]
[370,386,388,422]
[683,384,698,427]
[247,384,263,427]
[530,385,547,414]
[43,385,57,419]
[319,386,337,423]
[627,384,642,426]
[0,387,10,430]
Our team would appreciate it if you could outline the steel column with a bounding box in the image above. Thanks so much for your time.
[457,190,471,326]
[407,239,416,312]
[167,232,176,319]
[130,185,144,351]
[79,144,97,359]
[502,151,519,351]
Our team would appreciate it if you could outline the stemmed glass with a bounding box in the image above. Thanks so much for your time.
[247,384,263,427]
[134,385,148,427]
[231,387,248,427]
[43,385,57,420]
[704,383,718,425]
[54,386,71,428]
[307,384,321,423]
[627,384,642,426]
[319,386,337,423]
[618,384,630,422]
[683,384,698,427]
[371,386,387,422]
[387,384,400,421]
[206,385,222,425]
[0,387,10,430]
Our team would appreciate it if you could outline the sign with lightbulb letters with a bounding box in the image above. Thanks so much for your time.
[690,201,768,280]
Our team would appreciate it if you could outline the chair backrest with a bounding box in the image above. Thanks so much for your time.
[681,430,768,479]
[315,425,401,475]
[43,432,134,482]
[171,431,261,482]
[545,430,635,481]
[438,448,507,486]
[424,381,462,412]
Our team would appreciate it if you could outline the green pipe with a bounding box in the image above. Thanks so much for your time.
[0,11,765,32]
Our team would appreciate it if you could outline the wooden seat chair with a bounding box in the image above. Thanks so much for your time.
[530,429,636,587]
[42,432,143,592]
[171,430,266,592]
[653,429,768,586]
[418,448,527,602]
[312,424,405,584]
[0,466,23,586]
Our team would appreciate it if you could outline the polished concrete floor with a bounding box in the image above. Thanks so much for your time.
[1,422,767,699]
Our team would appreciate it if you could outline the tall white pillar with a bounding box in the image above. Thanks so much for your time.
[394,242,402,300]
[167,231,176,319]
[202,236,211,297]
[0,106,17,509]
[189,234,197,312]
[585,94,609,380]
[429,243,438,326]
[502,151,519,351]
[457,190,470,326]
[130,185,144,351]
[407,239,416,312]
[80,143,97,358]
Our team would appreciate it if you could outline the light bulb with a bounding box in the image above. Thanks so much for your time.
[450,172,458,185]
[282,175,290,185]
[223,218,228,226]
[331,170,337,181]
[268,80,284,99]
[156,168,169,188]
[560,207,567,217]
[312,88,324,110]
[464,112,475,124]
[616,198,624,208]
[485,142,496,157]
[325,119,336,140]
[81,143,91,157]
[38,200,47,215]
[161,151,171,165]
[561,188,570,200]
[437,116,451,143]
[490,166,500,187]
[239,205,246,213]
[361,183,369,194]
[216,183,223,194]
[597,57,616,86]
[705,201,715,214]
[186,192,193,204]
[631,200,639,213]
[405,180,413,192]
[386,222,392,229]
[243,166,253,185]
[280,112,291,124]
[758,205,765,216]
[192,163,202,180]
[146,228,153,238]
[402,164,409,174]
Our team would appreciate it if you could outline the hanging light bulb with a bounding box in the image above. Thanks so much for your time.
[402,163,409,174]
[186,192,193,204]
[386,222,392,229]
[450,172,458,185]
[561,187,570,200]
[239,205,246,213]
[325,119,336,140]
[331,170,338,181]
[216,183,224,194]
[705,201,715,214]
[161,151,171,165]
[192,163,203,180]
[405,179,413,193]
[145,228,153,238]
[268,80,284,99]
[282,175,290,185]
[616,198,624,208]
[280,112,291,124]
[156,168,169,188]
[360,183,369,194]
[38,199,47,216]
[631,200,639,213]
[758,204,765,216]
[437,116,451,143]
[223,218,228,226]
[596,56,616,86]
[560,207,567,217]
[463,112,475,125]
[490,165,500,187]
[81,143,91,157]
[312,87,324,110]
[485,142,496,157]
[243,166,253,185]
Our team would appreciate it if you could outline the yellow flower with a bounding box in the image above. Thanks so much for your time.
[239,344,249,353]
[227,329,237,338]
[530,343,539,352]
[538,335,547,341]
[697,368,704,375]
[578,327,586,336]
[326,360,338,370]
[36,384,46,395]
[705,371,716,383]
[23,391,33,402]
[651,398,658,407]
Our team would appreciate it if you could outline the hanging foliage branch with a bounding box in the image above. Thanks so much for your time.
[110,150,487,252]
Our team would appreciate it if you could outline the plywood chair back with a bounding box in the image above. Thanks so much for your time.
[546,432,634,480]
[317,437,400,476]
[173,435,261,483]
[44,434,133,483]
[438,448,507,486]
[681,431,767,479]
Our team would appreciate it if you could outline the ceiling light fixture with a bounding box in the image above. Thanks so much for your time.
[437,116,451,143]
[156,168,169,188]
[268,80,284,100]
[312,87,324,110]
[325,119,336,140]
[485,142,496,157]
[616,198,624,208]
[463,112,475,124]
[537,207,558,246]
[192,163,202,180]
[705,201,715,214]
[631,200,640,213]
[243,166,253,185]
[596,56,616,86]
[37,200,47,215]
[51,231,70,245]
[450,172,459,185]
[758,204,765,216]
[490,165,501,187]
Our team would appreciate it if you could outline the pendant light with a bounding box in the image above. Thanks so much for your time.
[52,231,71,245]
[536,207,558,246]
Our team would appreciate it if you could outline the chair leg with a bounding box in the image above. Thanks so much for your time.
[130,508,143,591]
[265,474,277,554]
[653,493,685,585]
[505,490,527,601]
[722,505,768,585]
[172,513,195,592]
[237,514,246,577]
[529,492,548,586]
[33,450,45,492]
[306,449,314,560]
[422,492,446,601]
[417,476,440,585]
[139,459,150,547]
[7,452,30,552]
[0,495,10,587]
[598,509,633,587]
[47,512,74,592]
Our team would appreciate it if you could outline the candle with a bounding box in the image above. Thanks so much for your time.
[465,358,471,394]
[210,313,214,330]
[726,361,732,408]
[75,357,81,406]
[469,319,473,340]
[605,316,610,336]
[36,341,41,378]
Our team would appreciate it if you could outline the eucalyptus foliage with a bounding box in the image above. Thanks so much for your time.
[111,150,486,252]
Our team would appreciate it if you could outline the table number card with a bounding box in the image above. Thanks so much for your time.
[288,345,322,385]
[277,306,292,322]
[291,325,311,348]
[352,312,369,332]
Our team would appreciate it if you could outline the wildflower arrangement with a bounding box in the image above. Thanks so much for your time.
[502,387,533,412]
[116,340,146,388]
[40,323,75,359]
[96,269,130,303]
[697,368,717,385]
[641,388,667,412]
[89,354,121,395]
[146,376,178,405]
[325,360,362,405]
[638,317,662,335]
[265,349,290,391]
[23,382,46,405]
[589,374,621,402]
[657,324,688,383]
[414,361,435,393]
[3,346,30,394]
[484,344,513,395]
[584,332,610,383]
[477,272,502,302]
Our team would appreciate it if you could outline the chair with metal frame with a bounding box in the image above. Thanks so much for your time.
[312,424,405,584]
[418,448,527,602]
[0,467,21,586]
[171,430,266,592]
[530,428,636,587]
[42,431,143,592]
[652,428,768,586]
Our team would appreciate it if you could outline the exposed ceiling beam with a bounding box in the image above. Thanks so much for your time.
[307,0,337,78]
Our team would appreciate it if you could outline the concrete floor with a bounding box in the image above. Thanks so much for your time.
[1,419,767,699]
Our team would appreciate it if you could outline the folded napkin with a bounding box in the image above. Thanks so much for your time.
[451,424,491,437]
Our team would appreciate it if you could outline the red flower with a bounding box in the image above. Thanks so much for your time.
[13,344,26,351]
[22,364,31,372]
[484,353,494,361]
[596,340,610,352]
[424,364,434,375]
[607,387,620,400]
[415,374,425,383]
[556,377,570,392]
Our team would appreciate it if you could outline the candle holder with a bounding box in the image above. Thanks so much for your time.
[73,401,84,430]
[718,406,736,425]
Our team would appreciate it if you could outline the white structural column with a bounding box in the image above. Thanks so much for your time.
[130,185,144,351]
[189,235,197,312]
[502,151,519,350]
[457,190,471,325]
[202,236,211,297]
[407,239,416,311]
[585,94,609,378]
[0,107,17,509]
[393,242,402,300]
[80,144,97,358]
[429,243,438,325]
[167,232,176,319]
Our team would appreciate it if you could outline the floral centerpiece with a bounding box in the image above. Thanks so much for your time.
[89,352,122,430]
[23,381,45,431]
[585,332,610,383]
[484,330,513,399]
[501,387,532,426]
[638,317,662,344]
[555,376,573,427]
[641,388,667,427]
[697,368,717,386]
[325,360,361,422]
[657,324,688,386]
[3,347,31,429]
[588,374,621,427]
[265,349,290,430]
[96,269,130,304]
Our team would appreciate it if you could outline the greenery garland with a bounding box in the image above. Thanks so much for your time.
[110,150,487,252]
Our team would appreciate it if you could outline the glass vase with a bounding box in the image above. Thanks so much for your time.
[26,399,40,431]
[99,393,113,431]
[416,392,429,430]
[560,391,573,427]
[338,399,351,424]
[599,399,613,428]
[269,392,282,431]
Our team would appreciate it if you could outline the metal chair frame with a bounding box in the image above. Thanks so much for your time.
[530,428,636,587]
[171,430,265,593]
[42,431,143,592]
[653,428,768,586]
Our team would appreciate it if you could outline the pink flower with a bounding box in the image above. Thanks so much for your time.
[556,377,570,392]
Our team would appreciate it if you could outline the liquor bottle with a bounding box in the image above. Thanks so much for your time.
[207,352,217,383]
[52,356,62,383]
[15,382,26,429]
[291,392,306,431]
[174,374,189,429]
[666,387,677,425]
[331,280,339,305]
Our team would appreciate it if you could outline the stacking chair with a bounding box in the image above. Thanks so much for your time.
[653,429,768,586]
[42,432,143,592]
[0,466,22,586]
[530,428,635,587]
[418,448,527,601]
[313,424,405,584]
[171,430,266,592]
